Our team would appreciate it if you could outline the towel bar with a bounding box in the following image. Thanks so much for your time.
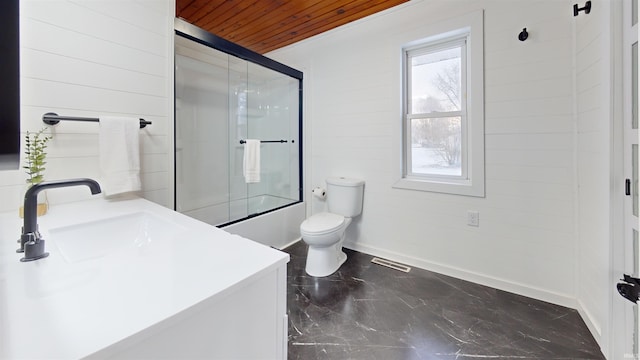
[239,139,289,144]
[42,112,151,129]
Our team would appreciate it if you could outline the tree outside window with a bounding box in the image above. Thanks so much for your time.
[406,41,465,178]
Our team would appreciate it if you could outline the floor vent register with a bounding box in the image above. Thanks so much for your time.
[371,257,411,273]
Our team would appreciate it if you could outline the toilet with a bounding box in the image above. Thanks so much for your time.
[300,177,365,277]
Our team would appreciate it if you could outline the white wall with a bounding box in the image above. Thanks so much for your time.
[573,0,613,353]
[270,0,576,306]
[268,0,617,354]
[269,0,623,355]
[0,0,174,212]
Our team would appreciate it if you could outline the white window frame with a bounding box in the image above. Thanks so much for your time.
[394,11,485,197]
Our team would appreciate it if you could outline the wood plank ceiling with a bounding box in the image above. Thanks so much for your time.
[176,0,409,54]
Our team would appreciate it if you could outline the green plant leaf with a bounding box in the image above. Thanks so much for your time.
[23,127,52,184]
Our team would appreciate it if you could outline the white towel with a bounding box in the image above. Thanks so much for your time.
[243,139,261,183]
[99,116,141,196]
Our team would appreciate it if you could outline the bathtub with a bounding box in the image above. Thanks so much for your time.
[182,195,305,249]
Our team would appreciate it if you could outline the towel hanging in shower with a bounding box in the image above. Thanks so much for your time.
[243,139,260,183]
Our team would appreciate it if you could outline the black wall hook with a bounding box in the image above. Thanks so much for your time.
[518,28,528,41]
[573,1,591,16]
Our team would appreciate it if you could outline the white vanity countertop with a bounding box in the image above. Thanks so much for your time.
[0,197,289,359]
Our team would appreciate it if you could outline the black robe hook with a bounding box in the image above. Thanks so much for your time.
[518,28,528,42]
[573,1,591,16]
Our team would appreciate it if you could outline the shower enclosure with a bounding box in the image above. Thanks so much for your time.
[175,21,302,228]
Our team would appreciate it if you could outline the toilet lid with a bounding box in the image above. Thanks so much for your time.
[301,212,345,234]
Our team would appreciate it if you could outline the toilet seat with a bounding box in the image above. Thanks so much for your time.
[300,212,344,235]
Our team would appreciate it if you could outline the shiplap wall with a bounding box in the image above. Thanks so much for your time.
[574,0,612,353]
[0,0,174,213]
[270,0,618,353]
[268,0,581,320]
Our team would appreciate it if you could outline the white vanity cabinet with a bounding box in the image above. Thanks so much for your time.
[0,197,289,360]
[93,263,288,359]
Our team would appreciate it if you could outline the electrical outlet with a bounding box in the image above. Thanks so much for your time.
[467,211,479,227]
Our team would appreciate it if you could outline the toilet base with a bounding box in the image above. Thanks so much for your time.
[305,246,347,277]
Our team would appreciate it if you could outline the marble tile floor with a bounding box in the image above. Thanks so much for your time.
[284,241,604,360]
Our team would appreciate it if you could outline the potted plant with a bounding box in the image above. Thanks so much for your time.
[20,127,52,217]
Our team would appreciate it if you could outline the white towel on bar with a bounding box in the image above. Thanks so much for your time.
[243,139,261,183]
[99,116,141,196]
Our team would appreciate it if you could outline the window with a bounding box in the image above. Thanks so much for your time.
[394,11,484,197]
[406,39,466,178]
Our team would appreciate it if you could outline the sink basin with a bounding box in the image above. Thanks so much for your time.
[49,212,188,263]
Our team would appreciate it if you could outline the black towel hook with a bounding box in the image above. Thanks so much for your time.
[573,1,591,16]
[518,28,528,42]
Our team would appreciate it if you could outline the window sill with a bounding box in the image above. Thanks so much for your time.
[393,177,485,197]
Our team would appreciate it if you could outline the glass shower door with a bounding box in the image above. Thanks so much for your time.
[243,62,300,217]
[175,38,231,225]
[175,32,302,227]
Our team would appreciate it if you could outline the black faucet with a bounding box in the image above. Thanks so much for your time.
[18,178,102,262]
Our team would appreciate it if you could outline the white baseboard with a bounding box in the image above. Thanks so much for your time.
[280,237,302,250]
[344,241,578,310]
[575,298,603,348]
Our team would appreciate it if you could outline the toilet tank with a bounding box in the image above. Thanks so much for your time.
[326,177,365,218]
